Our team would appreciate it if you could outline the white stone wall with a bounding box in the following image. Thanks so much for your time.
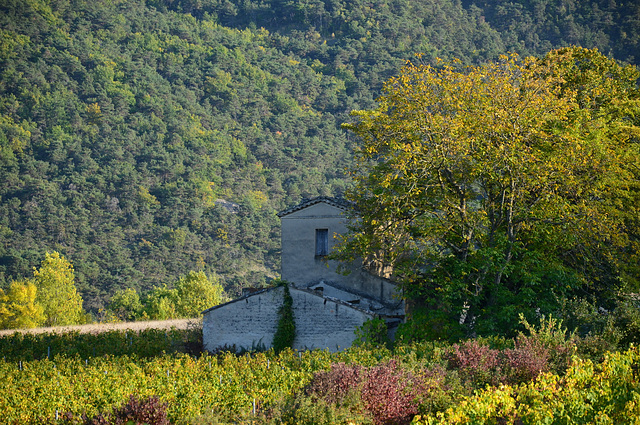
[202,286,375,353]
[202,287,283,352]
[290,288,374,352]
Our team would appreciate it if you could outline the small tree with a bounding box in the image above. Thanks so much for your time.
[174,270,227,318]
[107,288,144,321]
[33,252,85,326]
[143,271,228,320]
[0,280,45,329]
[144,285,179,320]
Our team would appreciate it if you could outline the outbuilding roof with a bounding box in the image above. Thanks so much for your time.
[201,287,273,315]
[276,196,353,218]
[201,284,383,318]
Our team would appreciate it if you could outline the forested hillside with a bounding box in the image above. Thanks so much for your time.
[1,0,638,313]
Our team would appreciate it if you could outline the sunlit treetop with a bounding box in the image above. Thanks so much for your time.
[337,47,640,336]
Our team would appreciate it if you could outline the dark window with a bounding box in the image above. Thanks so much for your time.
[316,229,329,256]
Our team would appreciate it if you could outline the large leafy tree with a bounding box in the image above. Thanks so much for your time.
[338,47,640,337]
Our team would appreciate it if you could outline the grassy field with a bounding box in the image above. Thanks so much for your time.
[0,318,198,337]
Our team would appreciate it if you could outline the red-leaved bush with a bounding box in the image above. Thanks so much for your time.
[447,316,577,387]
[64,395,169,425]
[109,395,169,425]
[503,336,550,383]
[305,362,364,405]
[447,339,502,387]
[303,317,578,424]
[360,360,419,425]
[306,360,424,425]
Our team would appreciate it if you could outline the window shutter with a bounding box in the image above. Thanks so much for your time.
[316,229,329,256]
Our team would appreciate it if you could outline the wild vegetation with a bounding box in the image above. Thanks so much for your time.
[1,0,639,316]
[0,251,227,328]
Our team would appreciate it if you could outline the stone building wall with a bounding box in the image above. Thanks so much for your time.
[290,288,374,351]
[280,201,349,286]
[202,196,405,353]
[202,286,375,353]
[279,200,402,307]
[202,287,282,352]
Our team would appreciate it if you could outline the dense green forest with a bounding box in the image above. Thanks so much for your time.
[1,0,639,314]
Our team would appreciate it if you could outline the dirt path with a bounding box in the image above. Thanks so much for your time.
[0,318,201,336]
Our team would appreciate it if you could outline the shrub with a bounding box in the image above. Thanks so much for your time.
[109,395,169,425]
[414,364,467,416]
[354,317,391,349]
[305,362,364,405]
[446,339,502,387]
[503,336,549,384]
[516,314,576,375]
[446,316,576,387]
[263,391,372,425]
[359,360,419,425]
[559,296,640,359]
[305,359,455,425]
[63,395,169,425]
[417,347,640,424]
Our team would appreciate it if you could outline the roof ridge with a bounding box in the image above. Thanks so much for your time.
[277,196,353,217]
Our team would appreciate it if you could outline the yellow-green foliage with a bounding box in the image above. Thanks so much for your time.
[107,288,144,322]
[414,347,640,424]
[0,346,394,424]
[173,271,228,318]
[0,252,85,330]
[142,271,228,320]
[33,251,85,327]
[4,330,639,424]
[0,328,199,361]
[0,280,45,329]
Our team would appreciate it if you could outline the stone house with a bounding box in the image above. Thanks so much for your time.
[202,196,404,352]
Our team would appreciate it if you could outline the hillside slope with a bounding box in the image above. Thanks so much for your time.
[0,0,637,312]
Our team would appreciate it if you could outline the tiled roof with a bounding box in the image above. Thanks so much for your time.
[277,196,353,217]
